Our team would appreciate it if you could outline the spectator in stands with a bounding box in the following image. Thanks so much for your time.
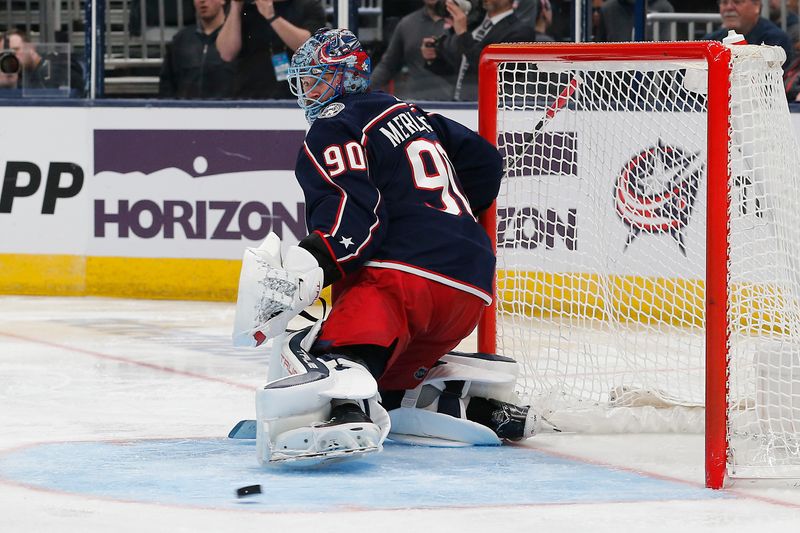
[371,0,454,101]
[217,0,326,99]
[513,0,539,26]
[592,0,604,40]
[3,28,85,97]
[769,0,800,46]
[706,0,793,69]
[783,37,800,100]
[159,0,234,99]
[534,0,555,41]
[769,0,799,25]
[422,0,536,101]
[594,0,675,42]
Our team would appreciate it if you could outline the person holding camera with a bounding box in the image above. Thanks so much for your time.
[216,0,326,99]
[2,28,85,97]
[421,0,536,101]
[371,0,454,101]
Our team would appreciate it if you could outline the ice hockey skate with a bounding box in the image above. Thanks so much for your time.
[266,403,383,466]
[470,397,540,441]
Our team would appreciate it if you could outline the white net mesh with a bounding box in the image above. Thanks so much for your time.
[726,46,800,477]
[491,44,800,477]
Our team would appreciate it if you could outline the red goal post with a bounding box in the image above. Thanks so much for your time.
[477,41,800,489]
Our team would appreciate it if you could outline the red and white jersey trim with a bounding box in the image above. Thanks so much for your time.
[363,260,492,305]
[303,141,347,236]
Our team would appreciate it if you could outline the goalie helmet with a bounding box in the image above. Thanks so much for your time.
[287,28,371,124]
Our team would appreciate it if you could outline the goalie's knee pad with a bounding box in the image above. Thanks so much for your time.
[388,352,538,446]
[255,328,390,464]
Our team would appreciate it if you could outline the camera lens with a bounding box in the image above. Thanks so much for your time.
[0,51,20,74]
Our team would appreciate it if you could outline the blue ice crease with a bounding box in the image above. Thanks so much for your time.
[0,439,731,511]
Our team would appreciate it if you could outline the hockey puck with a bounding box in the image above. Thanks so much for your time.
[236,484,262,498]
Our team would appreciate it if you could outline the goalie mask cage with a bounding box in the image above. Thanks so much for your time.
[477,41,800,489]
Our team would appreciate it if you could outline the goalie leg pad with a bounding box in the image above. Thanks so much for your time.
[387,351,539,445]
[433,351,521,403]
[388,406,501,446]
[255,329,390,464]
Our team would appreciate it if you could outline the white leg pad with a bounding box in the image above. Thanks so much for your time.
[388,352,524,446]
[433,352,520,403]
[389,407,501,446]
[255,328,390,464]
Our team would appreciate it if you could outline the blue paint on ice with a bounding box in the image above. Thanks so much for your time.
[0,439,730,511]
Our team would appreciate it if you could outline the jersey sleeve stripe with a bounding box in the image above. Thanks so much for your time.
[363,259,493,305]
[338,191,383,263]
[303,141,347,236]
[360,102,409,145]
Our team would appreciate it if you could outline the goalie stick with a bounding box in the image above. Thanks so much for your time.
[506,75,579,171]
[229,419,257,439]
[536,75,579,131]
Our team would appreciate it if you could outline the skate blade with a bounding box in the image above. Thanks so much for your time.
[268,444,381,467]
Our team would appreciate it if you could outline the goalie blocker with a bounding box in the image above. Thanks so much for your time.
[254,326,540,464]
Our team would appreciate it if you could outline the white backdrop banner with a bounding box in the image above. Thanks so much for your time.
[0,104,798,268]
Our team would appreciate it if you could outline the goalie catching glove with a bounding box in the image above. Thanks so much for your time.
[233,232,324,346]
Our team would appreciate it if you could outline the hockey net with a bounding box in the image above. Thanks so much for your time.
[477,41,800,487]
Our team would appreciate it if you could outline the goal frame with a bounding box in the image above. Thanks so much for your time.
[477,41,732,489]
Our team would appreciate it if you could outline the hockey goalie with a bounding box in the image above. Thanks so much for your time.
[231,28,540,466]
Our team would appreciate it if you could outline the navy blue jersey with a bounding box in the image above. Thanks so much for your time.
[295,91,502,303]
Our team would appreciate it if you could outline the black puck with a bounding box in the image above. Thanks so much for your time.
[236,484,262,497]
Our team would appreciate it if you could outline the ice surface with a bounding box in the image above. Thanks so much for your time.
[1,296,799,532]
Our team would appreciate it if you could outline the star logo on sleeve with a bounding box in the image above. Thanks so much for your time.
[339,236,354,249]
